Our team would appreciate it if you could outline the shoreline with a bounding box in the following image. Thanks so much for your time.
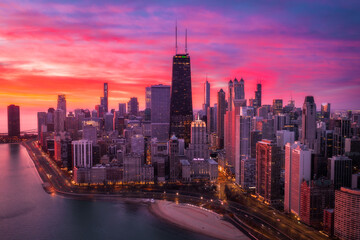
[21,141,250,239]
[149,200,249,240]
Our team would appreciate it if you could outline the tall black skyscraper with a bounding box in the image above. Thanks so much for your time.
[170,27,193,145]
[8,104,20,137]
[101,83,109,113]
[255,83,262,107]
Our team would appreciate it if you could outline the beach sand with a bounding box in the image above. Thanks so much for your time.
[150,200,249,240]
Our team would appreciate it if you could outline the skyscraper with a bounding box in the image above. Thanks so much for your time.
[103,83,108,113]
[104,112,114,131]
[256,140,282,206]
[169,35,193,145]
[328,155,352,189]
[57,94,66,119]
[168,135,180,181]
[228,80,233,111]
[217,89,226,149]
[334,188,360,240]
[118,103,126,116]
[203,79,210,114]
[234,78,245,99]
[72,139,93,168]
[37,112,47,140]
[7,104,20,137]
[54,109,65,133]
[301,96,316,149]
[128,97,139,116]
[145,86,151,109]
[254,83,262,108]
[321,103,331,120]
[273,99,283,115]
[151,84,171,141]
[186,119,209,160]
[284,142,311,216]
[234,108,252,184]
[300,179,334,228]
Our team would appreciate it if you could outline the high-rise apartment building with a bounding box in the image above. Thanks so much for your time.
[72,140,93,168]
[7,104,20,137]
[284,142,312,216]
[256,140,282,206]
[334,188,360,240]
[300,179,334,228]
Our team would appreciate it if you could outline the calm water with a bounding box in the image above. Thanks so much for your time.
[0,144,214,240]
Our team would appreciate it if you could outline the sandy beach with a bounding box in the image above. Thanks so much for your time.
[150,200,249,240]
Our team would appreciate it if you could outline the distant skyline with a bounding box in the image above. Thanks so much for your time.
[1,0,360,131]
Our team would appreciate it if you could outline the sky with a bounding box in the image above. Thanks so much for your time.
[1,0,360,132]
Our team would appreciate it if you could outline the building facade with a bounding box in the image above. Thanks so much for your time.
[334,188,360,240]
[169,53,193,146]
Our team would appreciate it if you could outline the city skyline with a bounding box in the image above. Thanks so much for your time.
[1,2,360,239]
[1,0,360,132]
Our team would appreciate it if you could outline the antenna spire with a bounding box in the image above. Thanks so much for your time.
[175,20,178,54]
[185,28,188,54]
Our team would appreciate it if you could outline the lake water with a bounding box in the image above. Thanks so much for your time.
[0,144,214,240]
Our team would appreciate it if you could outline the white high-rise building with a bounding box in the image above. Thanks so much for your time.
[284,141,311,216]
[185,119,209,160]
[72,140,93,168]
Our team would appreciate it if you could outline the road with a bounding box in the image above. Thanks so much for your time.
[23,139,329,240]
[217,170,328,240]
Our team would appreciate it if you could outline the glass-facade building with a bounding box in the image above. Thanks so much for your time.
[170,54,193,145]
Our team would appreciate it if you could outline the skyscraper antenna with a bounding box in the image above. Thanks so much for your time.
[185,28,188,54]
[175,20,178,54]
